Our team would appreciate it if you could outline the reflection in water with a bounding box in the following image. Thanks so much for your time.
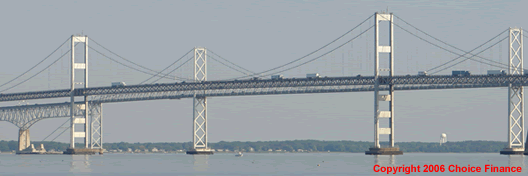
[375,155,396,166]
[193,155,209,171]
[390,155,396,165]
[70,155,92,173]
[508,155,525,170]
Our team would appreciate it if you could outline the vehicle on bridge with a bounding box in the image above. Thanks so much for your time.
[271,75,284,80]
[418,71,428,76]
[487,70,507,75]
[250,77,261,80]
[111,82,126,87]
[452,70,471,76]
[307,73,321,79]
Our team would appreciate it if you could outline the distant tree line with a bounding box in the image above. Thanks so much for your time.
[0,140,508,153]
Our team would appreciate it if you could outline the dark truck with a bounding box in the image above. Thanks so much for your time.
[452,70,471,76]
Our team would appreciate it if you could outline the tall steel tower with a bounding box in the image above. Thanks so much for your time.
[501,28,524,155]
[366,12,402,155]
[69,35,89,149]
[187,47,213,155]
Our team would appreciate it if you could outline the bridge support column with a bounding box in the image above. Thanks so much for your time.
[366,12,402,155]
[187,47,213,155]
[502,28,524,155]
[90,103,104,154]
[18,129,30,151]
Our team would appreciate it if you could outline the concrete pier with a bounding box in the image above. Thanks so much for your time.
[186,148,214,155]
[18,129,30,151]
[63,148,104,155]
[365,147,403,155]
[501,148,525,155]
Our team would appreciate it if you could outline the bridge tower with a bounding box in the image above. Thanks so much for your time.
[365,12,402,155]
[65,35,91,153]
[501,28,524,155]
[187,47,213,155]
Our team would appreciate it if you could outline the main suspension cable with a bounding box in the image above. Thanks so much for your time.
[231,14,374,79]
[89,38,181,76]
[0,37,69,89]
[394,15,508,68]
[139,48,194,84]
[208,49,255,74]
[227,25,375,80]
[41,118,70,142]
[0,47,73,93]
[89,46,186,81]
[431,35,509,74]
[150,56,194,83]
[208,54,252,76]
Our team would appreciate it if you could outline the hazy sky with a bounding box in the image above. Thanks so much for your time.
[0,0,527,144]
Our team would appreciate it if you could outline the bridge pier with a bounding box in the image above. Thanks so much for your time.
[186,47,213,155]
[18,129,30,151]
[366,12,402,155]
[501,28,524,155]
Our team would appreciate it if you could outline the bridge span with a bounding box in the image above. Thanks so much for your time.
[0,12,526,155]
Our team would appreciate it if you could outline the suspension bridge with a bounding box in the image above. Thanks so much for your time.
[0,12,527,155]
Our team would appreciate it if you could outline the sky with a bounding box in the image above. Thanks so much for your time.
[0,0,527,144]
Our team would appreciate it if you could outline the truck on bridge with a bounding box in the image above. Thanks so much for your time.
[271,75,284,80]
[452,70,471,76]
[306,73,321,79]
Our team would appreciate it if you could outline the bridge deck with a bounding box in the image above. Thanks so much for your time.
[0,74,526,103]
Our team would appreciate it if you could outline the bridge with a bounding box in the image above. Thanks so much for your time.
[0,12,526,155]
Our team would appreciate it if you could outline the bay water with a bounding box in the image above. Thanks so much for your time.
[0,153,527,175]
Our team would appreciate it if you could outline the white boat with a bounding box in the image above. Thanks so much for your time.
[235,152,243,157]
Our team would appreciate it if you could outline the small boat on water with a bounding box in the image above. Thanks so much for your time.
[235,152,243,157]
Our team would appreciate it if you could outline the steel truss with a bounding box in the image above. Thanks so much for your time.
[0,102,102,149]
[3,75,528,102]
[90,103,103,149]
[507,28,524,150]
[0,102,85,130]
[192,47,209,150]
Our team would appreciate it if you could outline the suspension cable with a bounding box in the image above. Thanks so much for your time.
[227,25,375,80]
[424,29,508,72]
[41,118,70,142]
[231,14,374,79]
[431,35,509,74]
[394,15,508,67]
[89,46,188,81]
[208,49,255,74]
[393,22,508,71]
[0,48,72,93]
[208,55,252,76]
[50,126,70,142]
[0,37,69,89]
[150,56,194,83]
[89,38,183,77]
[139,48,194,84]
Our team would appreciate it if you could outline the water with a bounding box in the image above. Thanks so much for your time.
[0,153,527,175]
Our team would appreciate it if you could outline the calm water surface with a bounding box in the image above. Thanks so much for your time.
[0,153,527,175]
